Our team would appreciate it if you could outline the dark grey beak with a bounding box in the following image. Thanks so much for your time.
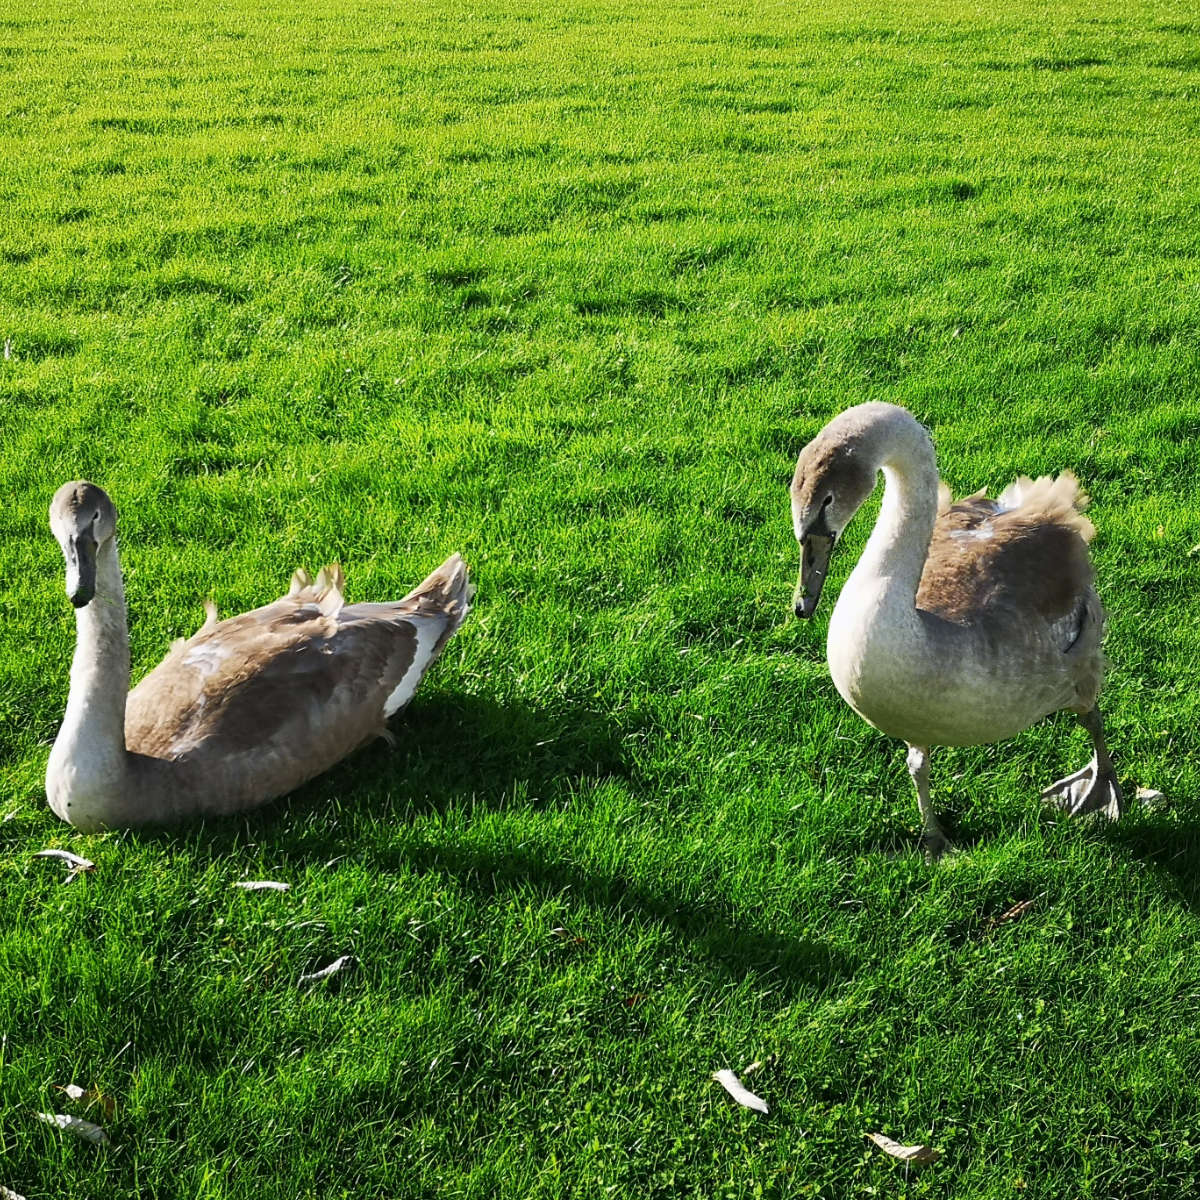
[793,533,835,619]
[65,533,97,608]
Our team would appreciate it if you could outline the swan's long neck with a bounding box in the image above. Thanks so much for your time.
[842,409,940,622]
[47,539,133,824]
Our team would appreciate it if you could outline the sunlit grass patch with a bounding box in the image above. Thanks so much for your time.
[2,0,1200,1195]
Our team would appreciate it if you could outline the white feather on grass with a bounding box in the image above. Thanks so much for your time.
[298,955,353,984]
[33,849,94,869]
[1136,786,1167,810]
[867,1132,940,1165]
[712,1069,768,1114]
[33,849,95,883]
[36,1112,110,1146]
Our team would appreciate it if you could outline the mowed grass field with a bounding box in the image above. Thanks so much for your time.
[2,0,1200,1194]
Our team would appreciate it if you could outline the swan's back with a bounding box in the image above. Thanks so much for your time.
[917,473,1098,647]
[125,554,471,817]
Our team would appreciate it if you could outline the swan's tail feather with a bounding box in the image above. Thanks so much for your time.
[995,471,1096,543]
[313,564,346,617]
[408,553,472,661]
[402,553,473,629]
[382,554,473,718]
[286,564,346,615]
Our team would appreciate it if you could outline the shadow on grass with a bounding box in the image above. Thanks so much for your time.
[1108,807,1200,909]
[823,804,1001,861]
[840,772,1200,913]
[399,838,855,993]
[129,690,628,854]
[128,692,853,993]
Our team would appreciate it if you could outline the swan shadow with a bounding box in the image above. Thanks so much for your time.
[823,805,1000,861]
[126,692,851,994]
[395,837,855,995]
[128,690,630,852]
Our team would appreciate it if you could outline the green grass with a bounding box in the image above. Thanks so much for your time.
[3,0,1200,1194]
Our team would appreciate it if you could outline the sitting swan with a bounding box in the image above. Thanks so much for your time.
[46,481,472,831]
[789,402,1121,856]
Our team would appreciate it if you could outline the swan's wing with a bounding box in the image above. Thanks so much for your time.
[126,597,416,761]
[337,552,473,675]
[126,555,471,766]
[916,474,1097,636]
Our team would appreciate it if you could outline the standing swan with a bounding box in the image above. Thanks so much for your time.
[790,403,1121,857]
[46,481,472,831]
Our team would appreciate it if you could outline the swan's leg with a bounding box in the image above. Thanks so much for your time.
[907,743,949,861]
[1040,706,1123,820]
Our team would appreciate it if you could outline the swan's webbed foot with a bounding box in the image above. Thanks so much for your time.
[1042,707,1123,821]
[1041,756,1123,821]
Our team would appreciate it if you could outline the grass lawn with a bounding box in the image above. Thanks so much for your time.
[3,0,1200,1194]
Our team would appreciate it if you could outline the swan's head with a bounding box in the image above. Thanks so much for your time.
[789,414,880,618]
[49,481,117,608]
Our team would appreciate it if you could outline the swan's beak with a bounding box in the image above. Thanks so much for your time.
[794,533,834,619]
[65,532,97,608]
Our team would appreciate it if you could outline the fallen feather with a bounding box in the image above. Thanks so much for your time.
[1136,787,1168,811]
[36,1112,110,1146]
[713,1068,769,1114]
[867,1132,940,1165]
[33,849,95,883]
[233,880,290,892]
[299,955,353,984]
[56,1083,115,1120]
[33,849,94,870]
[993,898,1037,927]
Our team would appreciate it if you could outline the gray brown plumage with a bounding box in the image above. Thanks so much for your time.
[789,402,1121,858]
[46,482,471,831]
[919,475,1096,630]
